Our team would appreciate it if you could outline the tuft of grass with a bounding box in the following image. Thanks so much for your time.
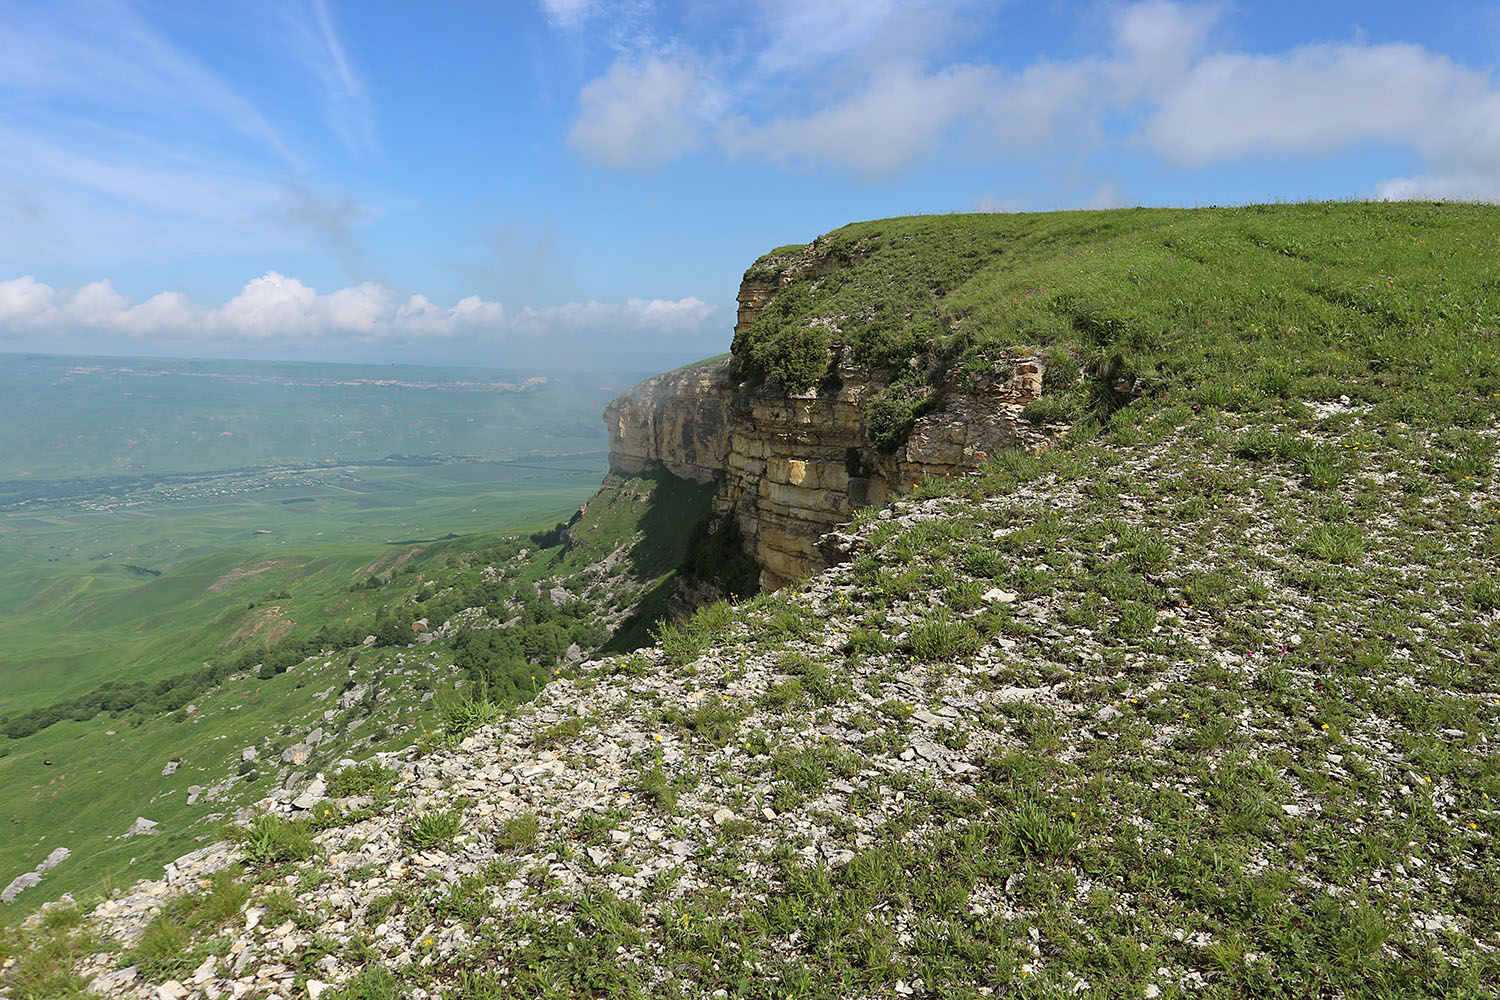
[241,814,316,864]
[908,612,981,661]
[326,761,398,798]
[494,812,540,851]
[404,808,463,849]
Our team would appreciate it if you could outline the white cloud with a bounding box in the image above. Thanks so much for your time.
[537,0,597,30]
[558,0,1500,203]
[1147,42,1485,164]
[0,273,720,348]
[568,57,718,169]
[722,63,993,175]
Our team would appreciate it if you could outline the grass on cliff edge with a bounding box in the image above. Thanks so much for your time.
[732,201,1500,441]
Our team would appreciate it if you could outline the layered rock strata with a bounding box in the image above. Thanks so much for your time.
[606,258,1069,590]
[606,354,1064,590]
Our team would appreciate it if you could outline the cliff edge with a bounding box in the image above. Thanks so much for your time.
[606,241,1068,590]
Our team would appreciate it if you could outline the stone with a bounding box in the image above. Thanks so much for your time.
[156,981,188,1000]
[1,872,40,903]
[281,744,312,766]
[307,980,332,999]
[122,817,160,838]
[36,846,70,872]
[712,808,736,825]
[161,760,180,777]
[292,777,327,811]
[241,747,258,762]
[87,965,138,995]
[187,785,204,805]
[982,588,1019,604]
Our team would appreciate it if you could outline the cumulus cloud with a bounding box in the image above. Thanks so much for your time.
[722,63,993,175]
[567,56,719,169]
[0,273,719,349]
[558,0,1500,202]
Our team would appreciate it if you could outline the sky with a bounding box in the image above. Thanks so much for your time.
[1,0,1498,370]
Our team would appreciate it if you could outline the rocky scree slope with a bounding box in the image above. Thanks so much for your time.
[9,401,1499,999]
[7,201,1500,998]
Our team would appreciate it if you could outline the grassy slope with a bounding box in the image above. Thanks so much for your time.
[0,472,712,927]
[2,202,1497,997]
[0,458,605,715]
[732,202,1499,428]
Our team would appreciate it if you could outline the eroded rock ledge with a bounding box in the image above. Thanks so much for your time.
[605,263,1068,591]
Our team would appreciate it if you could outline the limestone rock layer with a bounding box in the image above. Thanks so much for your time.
[605,274,1068,591]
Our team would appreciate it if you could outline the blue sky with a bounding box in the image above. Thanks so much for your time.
[1,0,1498,370]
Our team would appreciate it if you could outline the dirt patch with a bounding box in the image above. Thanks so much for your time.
[221,606,294,648]
[207,561,287,594]
[359,546,422,579]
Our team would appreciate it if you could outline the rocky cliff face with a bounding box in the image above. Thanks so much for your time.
[606,260,1069,591]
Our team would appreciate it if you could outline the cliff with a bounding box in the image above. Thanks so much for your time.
[606,247,1069,590]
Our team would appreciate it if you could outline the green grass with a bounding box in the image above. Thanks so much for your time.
[6,203,1500,995]
[732,202,1500,449]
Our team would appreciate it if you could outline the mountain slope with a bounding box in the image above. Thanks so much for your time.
[3,202,1498,998]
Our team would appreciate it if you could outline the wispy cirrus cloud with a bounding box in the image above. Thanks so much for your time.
[280,0,377,156]
[0,0,385,274]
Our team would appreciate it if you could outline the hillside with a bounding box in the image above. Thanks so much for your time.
[3,202,1498,998]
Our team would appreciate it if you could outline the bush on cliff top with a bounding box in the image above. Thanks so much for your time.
[730,202,1500,435]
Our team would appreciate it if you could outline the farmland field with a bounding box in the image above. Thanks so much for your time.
[0,353,620,715]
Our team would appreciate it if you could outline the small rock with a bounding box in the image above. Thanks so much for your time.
[161,760,180,777]
[712,808,736,825]
[1281,804,1301,816]
[1,872,41,904]
[307,981,331,1000]
[121,817,159,838]
[291,777,327,811]
[982,588,1019,604]
[156,981,188,1000]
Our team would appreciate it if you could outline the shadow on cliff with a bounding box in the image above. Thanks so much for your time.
[561,470,719,653]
